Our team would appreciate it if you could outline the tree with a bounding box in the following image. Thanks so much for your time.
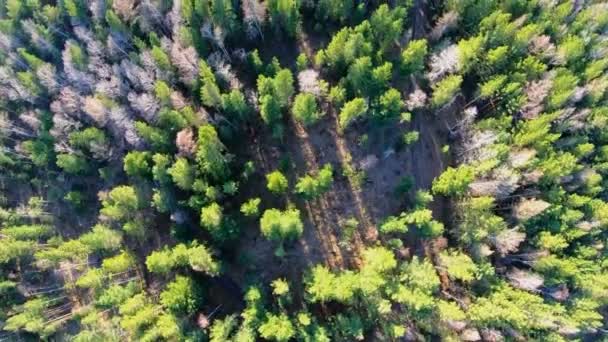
[123,151,151,177]
[79,224,122,253]
[266,170,288,194]
[168,157,195,190]
[457,35,484,73]
[439,250,478,282]
[375,88,404,120]
[468,283,565,332]
[196,124,229,181]
[266,0,300,37]
[101,186,140,221]
[339,98,367,131]
[292,93,322,126]
[274,69,295,107]
[260,208,303,256]
[201,202,223,230]
[160,276,202,316]
[401,39,428,75]
[146,248,175,274]
[56,153,89,174]
[222,89,249,121]
[258,313,295,342]
[370,4,407,55]
[432,165,475,196]
[200,59,222,108]
[295,164,333,199]
[431,75,462,107]
[241,198,261,217]
[558,35,585,66]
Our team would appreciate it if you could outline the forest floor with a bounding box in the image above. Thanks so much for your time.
[229,95,451,293]
[225,0,453,295]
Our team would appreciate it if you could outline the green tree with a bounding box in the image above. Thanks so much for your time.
[160,276,202,316]
[401,39,428,75]
[196,124,229,180]
[258,313,295,342]
[101,186,140,221]
[457,35,485,73]
[292,93,322,126]
[370,4,407,55]
[201,202,223,230]
[339,98,367,131]
[375,88,404,120]
[123,151,151,177]
[56,153,89,174]
[431,75,463,108]
[260,208,304,256]
[200,59,222,108]
[295,164,333,199]
[266,170,289,194]
[439,250,478,282]
[267,0,301,37]
[241,198,261,217]
[152,154,172,184]
[432,165,475,196]
[168,157,195,190]
[221,89,249,121]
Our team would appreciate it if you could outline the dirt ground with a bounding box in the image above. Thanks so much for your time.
[228,95,450,291]
[225,1,453,290]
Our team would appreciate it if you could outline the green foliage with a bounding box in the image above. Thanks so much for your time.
[160,276,201,315]
[135,122,171,151]
[375,88,404,120]
[369,4,407,55]
[168,157,195,190]
[151,46,172,71]
[267,0,301,37]
[260,208,304,254]
[101,186,140,221]
[201,202,223,230]
[547,68,578,109]
[339,98,367,130]
[439,250,478,282]
[196,124,229,180]
[123,151,151,177]
[468,284,565,332]
[222,89,249,121]
[258,313,295,342]
[147,242,219,276]
[432,165,475,196]
[295,164,333,199]
[401,39,428,74]
[200,59,222,108]
[266,170,289,194]
[292,93,322,126]
[457,35,485,73]
[56,153,88,174]
[241,198,261,217]
[431,75,463,108]
[257,68,294,130]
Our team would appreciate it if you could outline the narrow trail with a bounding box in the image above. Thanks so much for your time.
[408,0,456,291]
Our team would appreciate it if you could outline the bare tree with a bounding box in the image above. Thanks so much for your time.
[170,43,199,86]
[243,0,267,40]
[491,228,525,255]
[428,43,459,83]
[297,69,322,96]
[507,269,544,292]
[176,127,197,157]
[430,11,458,41]
[83,96,109,126]
[127,92,159,123]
